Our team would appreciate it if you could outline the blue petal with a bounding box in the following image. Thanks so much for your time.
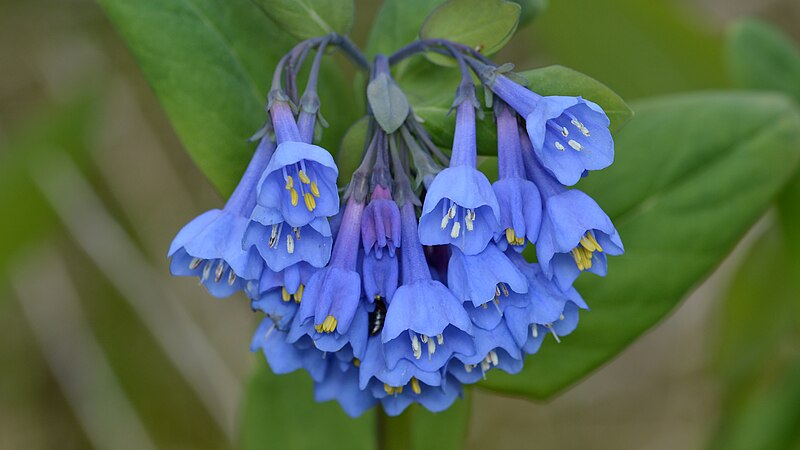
[314,362,377,418]
[362,251,399,302]
[447,245,528,307]
[382,280,473,341]
[492,178,542,248]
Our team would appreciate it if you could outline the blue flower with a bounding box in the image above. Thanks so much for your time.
[382,202,474,372]
[489,74,614,186]
[524,151,624,291]
[314,356,377,418]
[243,205,333,271]
[492,105,542,251]
[371,374,463,416]
[247,261,317,303]
[361,185,401,302]
[447,244,527,309]
[250,315,328,382]
[358,335,443,393]
[168,137,272,297]
[257,101,339,227]
[289,197,366,353]
[419,99,500,255]
[447,321,523,383]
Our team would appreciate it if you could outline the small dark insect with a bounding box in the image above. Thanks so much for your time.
[369,297,387,336]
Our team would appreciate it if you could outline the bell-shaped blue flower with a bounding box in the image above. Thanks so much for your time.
[382,202,474,372]
[168,137,272,297]
[243,205,332,271]
[524,150,624,291]
[257,101,339,227]
[489,74,613,186]
[359,335,442,392]
[250,315,328,382]
[314,357,377,418]
[361,185,400,303]
[492,105,542,252]
[419,99,500,255]
[247,262,317,303]
[369,373,463,416]
[289,197,367,355]
[447,321,524,383]
[447,244,528,309]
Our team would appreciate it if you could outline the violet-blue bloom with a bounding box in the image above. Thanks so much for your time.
[523,142,624,291]
[168,137,271,298]
[447,321,524,383]
[250,316,328,382]
[419,100,500,255]
[243,205,333,271]
[447,244,528,309]
[314,358,377,418]
[492,104,542,251]
[257,101,339,227]
[489,74,614,186]
[361,185,401,302]
[290,196,366,349]
[369,373,463,416]
[358,335,442,392]
[382,202,474,372]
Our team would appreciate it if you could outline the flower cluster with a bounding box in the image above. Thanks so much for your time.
[168,35,623,417]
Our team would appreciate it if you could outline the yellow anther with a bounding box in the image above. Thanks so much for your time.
[396,386,403,394]
[410,377,421,395]
[290,188,299,206]
[505,228,516,244]
[353,358,361,367]
[318,315,337,333]
[580,233,603,253]
[310,181,320,198]
[298,170,311,184]
[383,384,394,395]
[285,175,294,190]
[314,324,324,332]
[294,284,304,303]
[304,192,316,211]
[281,287,291,302]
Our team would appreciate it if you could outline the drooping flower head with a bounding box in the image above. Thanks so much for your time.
[167,137,271,297]
[486,72,613,186]
[257,99,339,227]
[418,95,500,255]
[522,133,624,290]
[361,185,401,303]
[492,103,542,251]
[382,201,474,372]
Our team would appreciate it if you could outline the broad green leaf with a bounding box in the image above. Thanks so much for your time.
[240,363,375,450]
[420,0,521,65]
[415,65,632,155]
[368,73,410,133]
[509,0,547,28]
[366,0,443,57]
[337,116,370,184]
[479,92,800,398]
[98,0,356,196]
[727,18,800,104]
[521,0,725,99]
[250,0,354,41]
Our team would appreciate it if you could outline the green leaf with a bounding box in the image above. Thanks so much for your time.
[368,73,410,134]
[509,0,547,28]
[98,0,356,196]
[414,65,632,155]
[366,0,444,57]
[337,116,370,184]
[420,0,521,65]
[727,18,800,104]
[250,0,354,41]
[240,363,375,450]
[479,92,800,398]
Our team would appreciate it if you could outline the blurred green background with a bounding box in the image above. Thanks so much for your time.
[1,0,799,449]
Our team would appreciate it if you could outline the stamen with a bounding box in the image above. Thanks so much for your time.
[464,209,474,231]
[269,224,279,248]
[295,284,304,303]
[495,285,501,299]
[571,118,590,136]
[310,181,320,198]
[420,334,429,344]
[201,261,212,283]
[281,287,291,302]
[450,221,461,238]
[427,337,436,358]
[286,234,295,254]
[568,139,583,151]
[298,170,311,184]
[290,188,299,206]
[303,192,316,211]
[318,315,337,333]
[499,283,509,297]
[545,323,561,343]
[227,269,237,286]
[561,126,569,137]
[489,350,499,366]
[559,313,565,321]
[505,228,516,244]
[410,377,421,395]
[464,364,474,373]
[284,175,294,190]
[580,232,603,252]
[189,257,203,270]
[480,359,491,373]
[555,141,566,151]
[214,261,225,283]
[440,214,451,230]
[447,203,457,219]
[437,334,444,345]
[293,227,301,241]
[532,324,538,338]
[352,358,360,367]
[411,334,421,359]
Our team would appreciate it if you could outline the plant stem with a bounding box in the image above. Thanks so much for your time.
[377,407,413,450]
